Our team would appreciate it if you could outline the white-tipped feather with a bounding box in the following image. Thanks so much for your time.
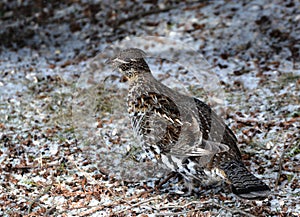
[114,58,129,64]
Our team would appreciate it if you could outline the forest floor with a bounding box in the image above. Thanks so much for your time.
[0,0,299,216]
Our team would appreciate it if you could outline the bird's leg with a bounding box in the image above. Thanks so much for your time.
[137,171,177,198]
[154,171,178,192]
[180,177,199,197]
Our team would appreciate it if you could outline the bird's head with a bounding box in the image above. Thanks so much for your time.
[106,48,151,79]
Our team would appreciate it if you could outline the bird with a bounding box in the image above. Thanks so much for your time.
[106,48,270,200]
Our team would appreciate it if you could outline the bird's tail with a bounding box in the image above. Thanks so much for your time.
[221,160,270,200]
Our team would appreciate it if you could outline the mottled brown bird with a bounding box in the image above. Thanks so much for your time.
[106,48,270,200]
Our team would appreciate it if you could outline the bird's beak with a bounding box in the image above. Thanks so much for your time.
[105,58,130,71]
[105,58,119,72]
[105,58,113,65]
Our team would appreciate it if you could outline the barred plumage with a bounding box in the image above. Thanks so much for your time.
[106,48,270,200]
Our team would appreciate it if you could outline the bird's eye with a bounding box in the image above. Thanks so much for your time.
[124,57,131,62]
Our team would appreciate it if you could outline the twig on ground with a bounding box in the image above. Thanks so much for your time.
[77,205,106,217]
[44,206,56,216]
[275,136,297,189]
[155,199,256,217]
[108,6,176,28]
[210,201,256,217]
[155,210,192,216]
[27,185,52,214]
[157,200,203,210]
[76,197,161,216]
[12,162,60,170]
[114,197,161,215]
[108,2,207,28]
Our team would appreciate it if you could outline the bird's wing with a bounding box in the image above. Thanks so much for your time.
[175,140,230,157]
[131,91,238,158]
[192,98,242,159]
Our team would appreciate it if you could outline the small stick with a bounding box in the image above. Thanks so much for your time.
[275,136,297,189]
[27,186,52,214]
[114,197,161,215]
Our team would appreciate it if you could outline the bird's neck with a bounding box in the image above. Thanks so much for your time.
[127,72,158,97]
[128,72,154,85]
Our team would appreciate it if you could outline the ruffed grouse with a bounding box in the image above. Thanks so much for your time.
[106,48,270,200]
